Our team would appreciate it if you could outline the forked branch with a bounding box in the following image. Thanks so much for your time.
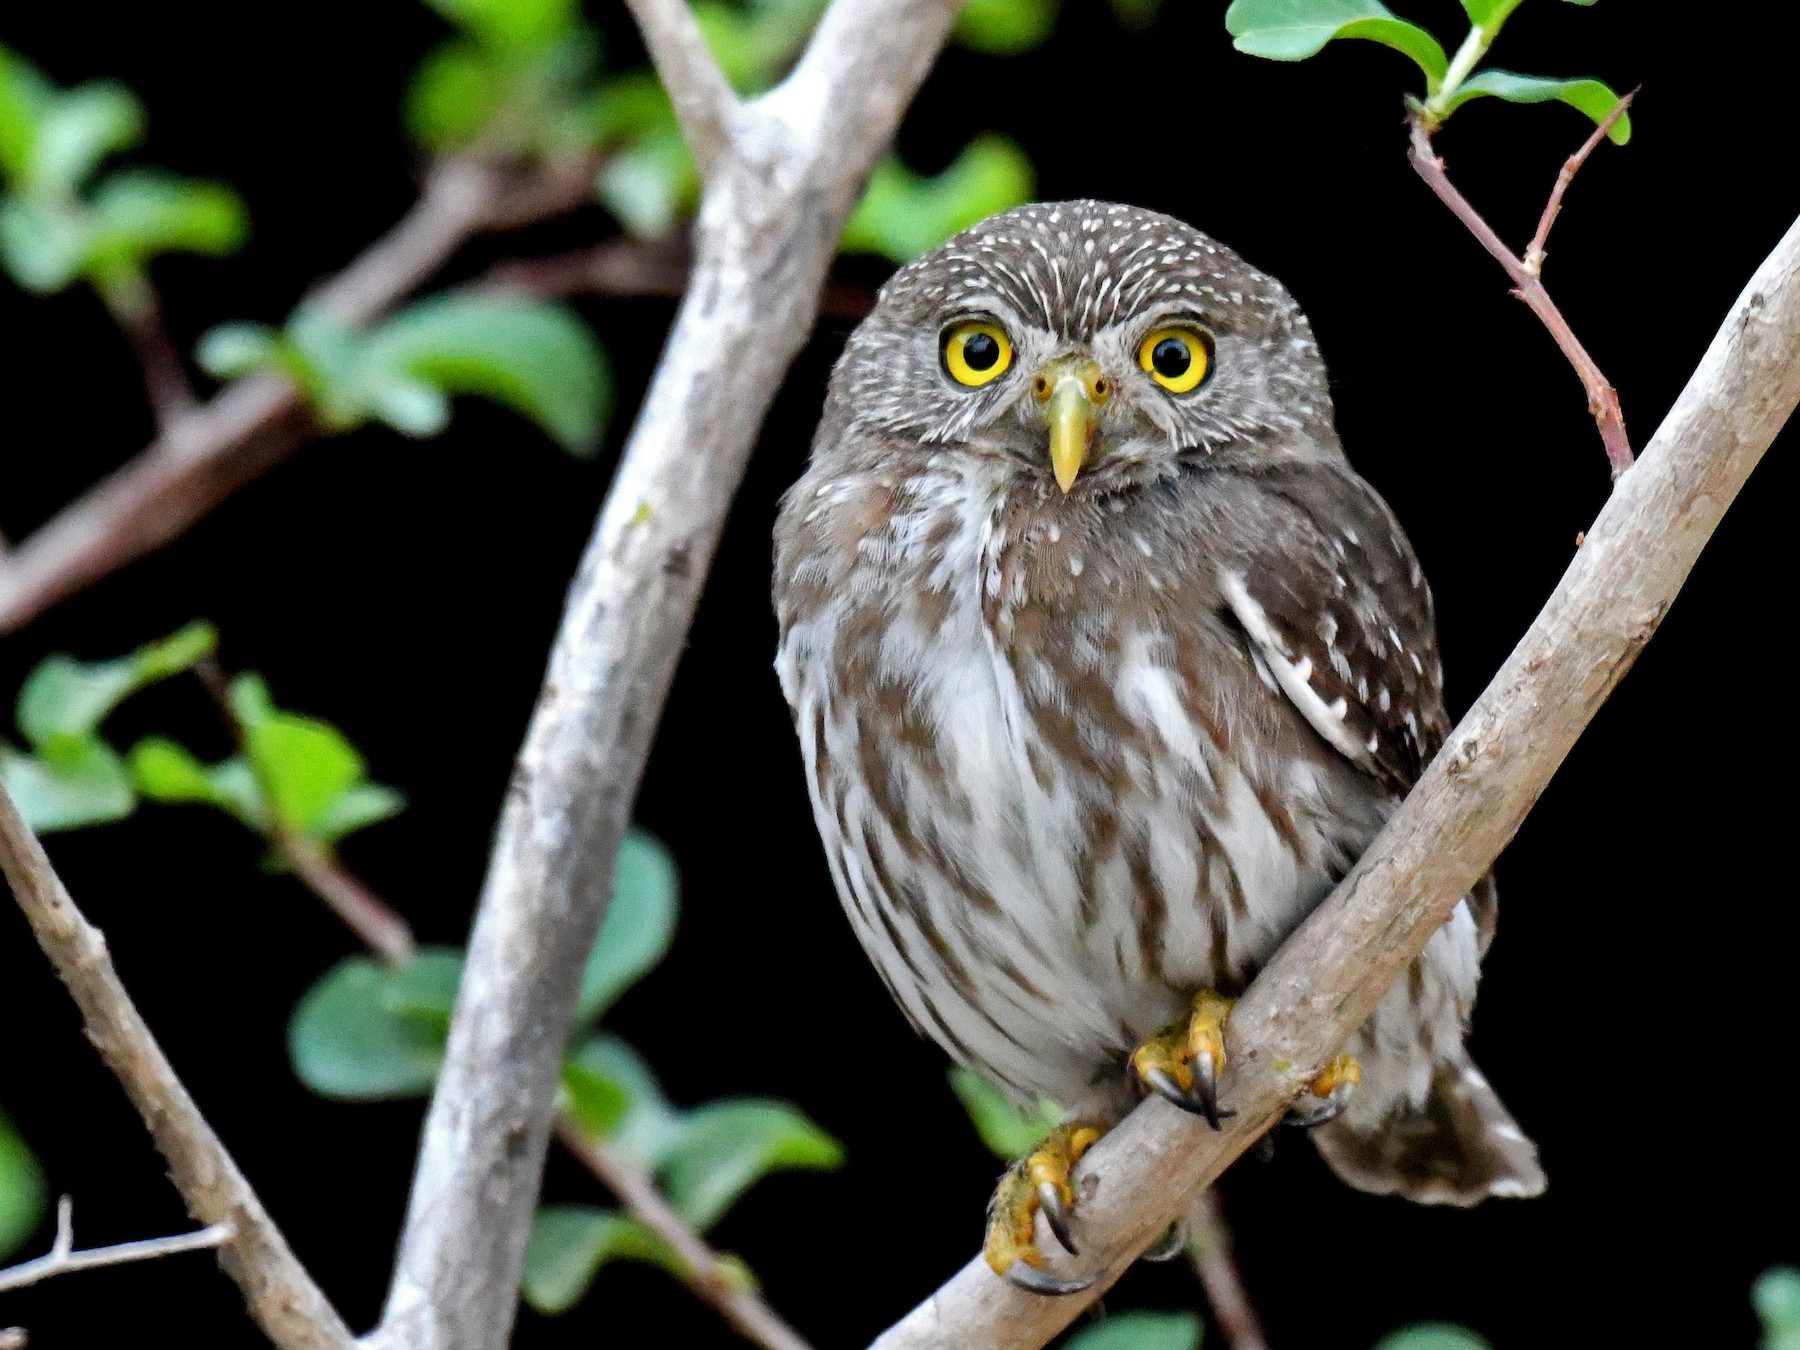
[869,211,1800,1349]
[0,1196,234,1295]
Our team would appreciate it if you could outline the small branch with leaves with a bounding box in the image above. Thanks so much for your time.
[0,1196,234,1296]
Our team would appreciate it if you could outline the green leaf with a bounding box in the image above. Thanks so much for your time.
[312,783,406,843]
[692,0,827,93]
[406,41,504,152]
[948,1067,1061,1159]
[289,953,462,1099]
[522,1206,681,1314]
[0,195,89,292]
[85,170,247,280]
[16,621,217,746]
[597,124,698,240]
[842,134,1035,264]
[29,80,143,194]
[0,1107,47,1261]
[1065,1311,1203,1350]
[363,294,611,455]
[560,1056,633,1137]
[1374,1327,1490,1350]
[128,739,264,829]
[1440,70,1632,143]
[425,0,581,50]
[1,737,135,832]
[564,1035,681,1164]
[1223,0,1449,87]
[227,673,384,838]
[1458,0,1523,31]
[659,1099,844,1230]
[196,322,281,379]
[956,0,1058,55]
[575,829,679,1025]
[1756,1268,1800,1347]
[0,46,54,184]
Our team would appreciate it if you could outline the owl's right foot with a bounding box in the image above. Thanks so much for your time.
[1132,989,1236,1129]
[984,1120,1105,1295]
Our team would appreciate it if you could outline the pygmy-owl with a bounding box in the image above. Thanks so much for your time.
[773,201,1544,1292]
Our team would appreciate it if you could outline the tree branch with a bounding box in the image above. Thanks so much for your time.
[1184,1192,1266,1350]
[868,213,1800,1350]
[1524,91,1636,276]
[100,278,199,429]
[0,156,586,637]
[369,3,962,1346]
[0,784,354,1350]
[621,0,740,180]
[1407,112,1633,477]
[0,1196,234,1295]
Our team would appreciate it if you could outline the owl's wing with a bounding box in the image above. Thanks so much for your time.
[1215,462,1451,798]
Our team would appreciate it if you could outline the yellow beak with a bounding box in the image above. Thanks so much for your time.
[1035,358,1110,493]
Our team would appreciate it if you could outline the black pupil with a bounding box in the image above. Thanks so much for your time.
[1152,337,1192,378]
[962,332,1000,371]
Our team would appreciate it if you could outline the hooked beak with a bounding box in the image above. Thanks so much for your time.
[1033,357,1111,493]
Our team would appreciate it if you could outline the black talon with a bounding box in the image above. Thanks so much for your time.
[1145,1065,1237,1130]
[1142,1220,1187,1263]
[1004,1261,1097,1296]
[1284,1096,1347,1129]
[1037,1180,1079,1257]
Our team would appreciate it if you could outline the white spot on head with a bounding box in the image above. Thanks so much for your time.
[1069,555,1084,577]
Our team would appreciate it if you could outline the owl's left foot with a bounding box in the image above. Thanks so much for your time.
[985,1120,1105,1295]
[1132,989,1237,1129]
[1286,1053,1362,1128]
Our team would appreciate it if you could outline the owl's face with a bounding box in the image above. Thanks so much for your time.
[830,201,1337,492]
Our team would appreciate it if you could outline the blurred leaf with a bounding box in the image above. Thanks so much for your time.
[16,621,215,747]
[1065,1311,1202,1350]
[1458,0,1522,29]
[0,46,54,183]
[364,294,611,455]
[955,0,1057,55]
[1,737,135,832]
[406,41,505,151]
[425,0,581,50]
[1224,0,1449,87]
[229,675,365,836]
[312,783,406,844]
[842,134,1035,263]
[660,1099,843,1230]
[597,125,697,239]
[0,1107,47,1261]
[289,953,462,1099]
[1756,1268,1800,1349]
[86,170,246,283]
[575,828,679,1025]
[128,739,264,829]
[1107,0,1162,30]
[0,195,88,291]
[28,80,143,194]
[195,322,281,379]
[948,1067,1061,1159]
[1440,70,1632,143]
[564,1035,681,1164]
[693,0,827,92]
[592,72,676,146]
[1374,1327,1489,1350]
[522,1206,681,1314]
[561,1056,633,1137]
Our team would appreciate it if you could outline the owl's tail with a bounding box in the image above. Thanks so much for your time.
[1310,1052,1546,1206]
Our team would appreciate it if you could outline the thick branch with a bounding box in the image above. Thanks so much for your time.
[869,213,1800,1350]
[622,0,740,179]
[372,3,962,1347]
[1407,116,1633,477]
[0,785,354,1349]
[0,157,568,636]
[0,1196,234,1295]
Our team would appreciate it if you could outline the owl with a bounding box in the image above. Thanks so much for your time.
[773,201,1544,1293]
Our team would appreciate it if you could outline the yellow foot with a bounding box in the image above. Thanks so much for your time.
[1131,989,1236,1129]
[1287,1053,1362,1128]
[984,1120,1105,1296]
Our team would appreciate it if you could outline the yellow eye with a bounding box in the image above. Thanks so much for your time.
[1138,325,1213,394]
[941,320,1013,387]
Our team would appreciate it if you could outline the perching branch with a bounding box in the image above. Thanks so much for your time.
[371,3,962,1347]
[0,1196,234,1295]
[0,156,586,636]
[1408,106,1634,476]
[868,213,1800,1350]
[0,783,354,1350]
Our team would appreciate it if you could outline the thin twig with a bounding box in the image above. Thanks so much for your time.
[0,1196,235,1295]
[0,156,589,637]
[371,3,963,1346]
[1184,1192,1267,1350]
[621,0,740,180]
[553,1120,815,1350]
[1526,91,1637,275]
[1407,114,1634,477]
[869,213,1800,1350]
[101,280,198,429]
[0,783,354,1350]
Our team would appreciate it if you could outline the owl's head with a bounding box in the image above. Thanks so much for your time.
[829,201,1339,492]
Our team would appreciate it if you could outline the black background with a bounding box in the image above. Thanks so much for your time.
[2,3,1794,1346]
